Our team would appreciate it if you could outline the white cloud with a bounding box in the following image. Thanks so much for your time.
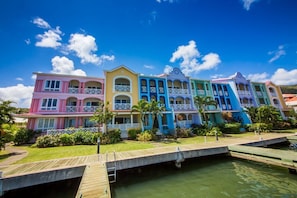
[163,65,173,74]
[144,65,154,69]
[271,68,297,85]
[170,40,221,76]
[247,72,270,82]
[67,33,115,65]
[241,0,258,11]
[35,27,62,48]
[16,77,23,81]
[210,74,224,79]
[32,17,51,29]
[0,84,34,108]
[51,56,87,76]
[268,45,286,63]
[24,39,31,45]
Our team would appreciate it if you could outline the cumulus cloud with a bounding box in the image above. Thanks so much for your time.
[35,27,62,48]
[163,65,173,74]
[32,17,51,29]
[247,72,270,82]
[144,65,154,69]
[67,33,115,65]
[170,40,221,76]
[268,45,286,63]
[51,56,87,76]
[0,84,34,108]
[270,68,297,85]
[241,0,259,11]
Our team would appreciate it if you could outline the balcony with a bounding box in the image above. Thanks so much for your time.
[84,88,102,95]
[169,88,189,95]
[115,103,131,110]
[83,106,99,112]
[68,87,79,94]
[66,106,77,112]
[115,85,130,92]
[170,104,192,110]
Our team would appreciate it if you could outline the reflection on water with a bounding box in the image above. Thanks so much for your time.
[112,155,297,198]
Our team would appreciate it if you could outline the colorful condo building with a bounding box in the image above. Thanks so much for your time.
[23,65,290,137]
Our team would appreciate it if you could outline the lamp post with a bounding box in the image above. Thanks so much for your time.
[97,137,100,154]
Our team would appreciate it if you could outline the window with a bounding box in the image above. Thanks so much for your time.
[41,98,58,110]
[45,80,60,91]
[37,118,55,130]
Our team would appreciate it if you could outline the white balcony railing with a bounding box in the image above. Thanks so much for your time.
[68,87,79,94]
[115,85,130,92]
[115,103,131,110]
[83,106,99,112]
[84,88,102,95]
[66,106,77,112]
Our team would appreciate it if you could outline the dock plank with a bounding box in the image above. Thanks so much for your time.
[75,163,110,198]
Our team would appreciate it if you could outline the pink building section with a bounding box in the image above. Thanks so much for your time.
[27,73,105,131]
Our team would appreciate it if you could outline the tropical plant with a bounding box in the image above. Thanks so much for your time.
[193,96,217,127]
[91,101,116,133]
[0,100,16,150]
[256,105,282,125]
[131,99,149,132]
[147,99,165,130]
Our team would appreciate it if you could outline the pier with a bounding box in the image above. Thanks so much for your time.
[0,133,296,197]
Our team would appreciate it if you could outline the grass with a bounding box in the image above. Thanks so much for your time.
[1,129,296,164]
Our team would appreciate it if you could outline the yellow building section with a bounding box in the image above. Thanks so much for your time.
[104,65,139,111]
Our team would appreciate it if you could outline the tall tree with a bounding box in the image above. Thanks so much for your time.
[0,100,16,149]
[91,101,115,133]
[256,105,282,124]
[147,99,165,130]
[194,96,217,126]
[131,99,149,132]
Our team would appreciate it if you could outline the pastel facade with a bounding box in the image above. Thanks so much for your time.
[23,66,291,135]
[27,73,104,131]
[139,75,174,133]
[104,66,140,133]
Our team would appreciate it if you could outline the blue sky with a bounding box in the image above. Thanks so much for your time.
[0,0,297,108]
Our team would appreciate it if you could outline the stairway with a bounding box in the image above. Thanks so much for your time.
[106,152,117,183]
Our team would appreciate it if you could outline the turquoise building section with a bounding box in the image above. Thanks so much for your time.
[251,82,271,106]
[211,82,251,125]
[138,75,174,134]
[190,78,223,125]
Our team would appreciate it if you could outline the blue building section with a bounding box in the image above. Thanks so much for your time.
[138,75,174,134]
[211,82,251,125]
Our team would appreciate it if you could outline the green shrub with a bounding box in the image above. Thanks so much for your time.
[72,131,96,145]
[100,129,121,144]
[220,123,241,134]
[206,127,222,136]
[176,127,189,138]
[35,135,60,148]
[191,124,208,136]
[128,128,142,140]
[14,128,36,145]
[59,134,75,146]
[247,123,272,133]
[137,130,152,141]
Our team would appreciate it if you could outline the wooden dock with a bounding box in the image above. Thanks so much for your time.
[75,163,111,198]
[228,145,297,170]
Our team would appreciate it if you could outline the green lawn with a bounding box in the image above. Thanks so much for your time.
[2,130,296,164]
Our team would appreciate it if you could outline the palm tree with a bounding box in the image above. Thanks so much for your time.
[91,101,115,133]
[256,105,282,124]
[193,96,217,127]
[131,99,149,132]
[147,99,165,130]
